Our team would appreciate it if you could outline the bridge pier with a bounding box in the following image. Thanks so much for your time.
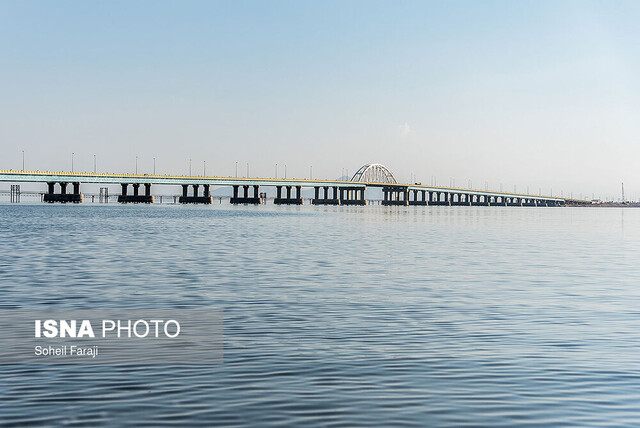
[452,193,471,206]
[451,193,466,206]
[507,197,522,207]
[340,187,366,205]
[427,191,445,206]
[408,189,428,205]
[118,183,154,203]
[382,186,408,206]
[179,184,213,204]
[44,181,83,203]
[312,186,340,205]
[471,195,489,206]
[231,184,261,204]
[275,185,303,205]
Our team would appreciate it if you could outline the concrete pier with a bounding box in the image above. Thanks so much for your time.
[275,185,303,205]
[451,193,470,206]
[230,184,261,204]
[427,191,447,206]
[44,181,83,203]
[179,184,213,204]
[312,186,340,205]
[408,189,428,205]
[118,183,154,203]
[340,186,366,205]
[382,186,408,206]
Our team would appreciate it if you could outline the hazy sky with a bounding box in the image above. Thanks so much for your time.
[1,0,639,200]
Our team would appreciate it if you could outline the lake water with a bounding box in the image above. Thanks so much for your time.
[1,204,639,426]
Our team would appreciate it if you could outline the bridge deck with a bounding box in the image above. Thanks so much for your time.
[0,170,568,202]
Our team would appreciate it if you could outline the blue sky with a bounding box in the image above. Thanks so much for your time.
[1,0,639,199]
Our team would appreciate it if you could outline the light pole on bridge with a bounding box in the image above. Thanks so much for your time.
[235,161,238,178]
[71,152,74,173]
[189,158,192,176]
[22,150,24,171]
[136,156,138,174]
[153,157,156,175]
[94,154,96,173]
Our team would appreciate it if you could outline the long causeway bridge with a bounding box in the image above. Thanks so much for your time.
[0,163,583,207]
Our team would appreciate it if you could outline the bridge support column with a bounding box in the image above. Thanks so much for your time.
[119,183,154,203]
[430,192,442,206]
[452,193,469,206]
[382,186,408,206]
[313,185,340,205]
[408,188,427,205]
[230,184,261,204]
[430,191,443,206]
[506,197,519,207]
[44,181,83,203]
[179,183,212,204]
[275,185,303,205]
[339,186,366,205]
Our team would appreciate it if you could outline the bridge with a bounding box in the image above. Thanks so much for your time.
[0,163,579,207]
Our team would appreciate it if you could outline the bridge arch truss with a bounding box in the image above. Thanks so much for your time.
[350,163,397,184]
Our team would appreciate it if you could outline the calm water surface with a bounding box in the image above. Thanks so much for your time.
[1,204,639,426]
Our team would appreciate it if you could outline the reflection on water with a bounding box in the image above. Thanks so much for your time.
[1,204,639,426]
